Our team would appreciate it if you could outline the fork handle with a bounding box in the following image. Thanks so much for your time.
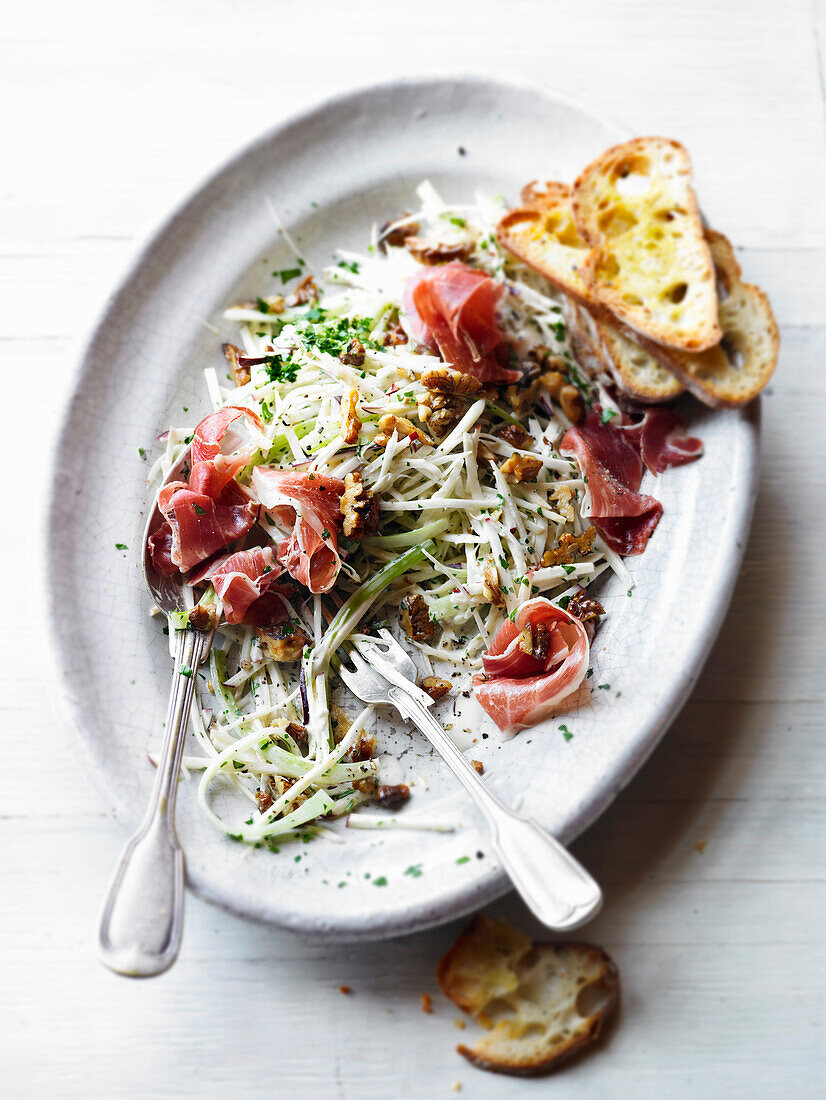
[98,627,213,977]
[388,688,603,932]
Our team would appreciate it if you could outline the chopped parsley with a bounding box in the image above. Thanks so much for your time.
[179,665,193,678]
[115,542,128,551]
[260,399,273,422]
[447,215,466,228]
[137,447,146,460]
[558,724,574,742]
[372,875,388,887]
[265,353,300,384]
[404,864,423,878]
[600,407,618,424]
[275,266,302,284]
[192,503,206,516]
[455,855,471,865]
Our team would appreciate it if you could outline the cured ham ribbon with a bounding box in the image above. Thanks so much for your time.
[473,598,589,734]
[402,262,519,384]
[252,469,345,594]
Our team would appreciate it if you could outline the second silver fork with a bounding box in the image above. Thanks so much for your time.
[338,632,602,932]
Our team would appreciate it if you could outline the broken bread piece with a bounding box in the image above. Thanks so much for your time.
[496,182,594,305]
[572,137,721,352]
[437,915,619,1077]
[565,298,684,403]
[636,229,779,407]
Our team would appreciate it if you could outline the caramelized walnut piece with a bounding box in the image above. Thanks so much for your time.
[340,388,362,445]
[482,557,505,608]
[476,442,495,469]
[551,484,575,524]
[418,391,463,437]
[566,591,606,623]
[255,788,273,813]
[421,676,452,702]
[285,275,317,307]
[330,703,352,744]
[222,342,251,387]
[541,368,585,424]
[504,377,543,415]
[349,734,375,763]
[497,423,532,449]
[189,602,219,632]
[383,319,408,346]
[374,414,431,448]
[541,527,597,567]
[378,213,420,252]
[421,367,482,395]
[340,470,379,538]
[375,783,411,809]
[401,594,435,642]
[255,621,311,662]
[500,453,543,484]
[470,760,484,776]
[340,338,365,367]
[285,722,308,750]
[405,237,473,266]
[532,622,550,662]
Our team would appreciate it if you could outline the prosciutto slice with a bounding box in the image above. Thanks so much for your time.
[561,411,663,556]
[252,469,345,593]
[402,262,519,384]
[148,407,265,576]
[618,407,703,476]
[160,488,257,572]
[195,547,283,625]
[473,598,589,734]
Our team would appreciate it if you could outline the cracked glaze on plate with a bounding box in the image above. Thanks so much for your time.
[47,76,759,939]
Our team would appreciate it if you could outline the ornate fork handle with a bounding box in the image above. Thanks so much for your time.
[98,627,213,977]
[388,686,603,931]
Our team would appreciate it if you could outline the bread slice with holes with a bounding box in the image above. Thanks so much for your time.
[437,915,619,1077]
[496,182,595,305]
[572,137,721,352]
[635,229,779,407]
[566,298,685,403]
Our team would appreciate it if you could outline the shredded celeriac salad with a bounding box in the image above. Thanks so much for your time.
[147,182,627,847]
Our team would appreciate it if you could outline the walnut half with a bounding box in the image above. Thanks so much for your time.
[500,453,543,484]
[421,367,483,395]
[542,527,596,566]
[401,594,435,642]
[255,621,311,662]
[340,388,362,445]
[340,470,379,538]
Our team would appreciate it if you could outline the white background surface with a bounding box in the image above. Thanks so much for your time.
[2,1,825,1097]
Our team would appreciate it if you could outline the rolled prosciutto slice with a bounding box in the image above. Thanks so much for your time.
[402,262,519,384]
[560,411,663,556]
[473,598,589,734]
[252,469,345,593]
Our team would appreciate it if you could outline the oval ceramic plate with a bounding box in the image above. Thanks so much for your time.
[47,76,758,939]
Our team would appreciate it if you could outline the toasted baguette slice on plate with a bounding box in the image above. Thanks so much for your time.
[637,230,779,407]
[565,298,685,403]
[437,915,619,1077]
[496,182,593,304]
[573,137,721,352]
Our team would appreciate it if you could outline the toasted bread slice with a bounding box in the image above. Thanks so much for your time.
[437,915,619,1077]
[637,230,779,407]
[572,137,721,352]
[496,183,593,304]
[564,298,684,403]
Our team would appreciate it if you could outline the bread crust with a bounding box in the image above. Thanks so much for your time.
[438,916,620,1077]
[572,137,721,352]
[632,229,779,407]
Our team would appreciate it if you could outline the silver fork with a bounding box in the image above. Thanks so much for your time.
[339,632,602,931]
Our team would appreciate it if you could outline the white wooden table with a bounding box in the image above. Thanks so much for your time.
[3,1,825,1095]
